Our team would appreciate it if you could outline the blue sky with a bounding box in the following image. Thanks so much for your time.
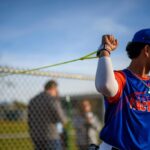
[0,0,150,102]
[0,0,150,75]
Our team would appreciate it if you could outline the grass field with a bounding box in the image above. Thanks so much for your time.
[0,120,78,150]
[0,138,33,150]
[0,121,28,134]
[0,121,33,150]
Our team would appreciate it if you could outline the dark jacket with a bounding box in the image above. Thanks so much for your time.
[28,91,67,141]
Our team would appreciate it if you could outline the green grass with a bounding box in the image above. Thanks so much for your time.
[0,138,33,150]
[0,121,33,150]
[0,121,78,150]
[0,121,28,134]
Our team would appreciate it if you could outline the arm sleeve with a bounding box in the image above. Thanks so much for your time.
[107,71,126,103]
[47,97,67,124]
[95,56,126,103]
[55,100,68,125]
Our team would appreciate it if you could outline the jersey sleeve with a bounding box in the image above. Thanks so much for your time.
[107,71,126,103]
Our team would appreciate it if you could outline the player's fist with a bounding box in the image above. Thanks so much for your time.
[101,35,118,51]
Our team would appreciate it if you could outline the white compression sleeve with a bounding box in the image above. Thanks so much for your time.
[95,57,118,97]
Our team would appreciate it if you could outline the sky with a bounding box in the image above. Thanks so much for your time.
[0,0,150,102]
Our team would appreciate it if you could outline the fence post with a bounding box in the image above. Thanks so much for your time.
[65,96,78,150]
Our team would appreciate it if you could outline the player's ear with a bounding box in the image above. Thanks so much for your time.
[144,45,150,58]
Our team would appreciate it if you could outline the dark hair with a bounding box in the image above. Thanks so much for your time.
[126,42,147,59]
[44,80,57,91]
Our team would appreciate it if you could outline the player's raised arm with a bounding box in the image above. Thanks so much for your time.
[95,35,119,97]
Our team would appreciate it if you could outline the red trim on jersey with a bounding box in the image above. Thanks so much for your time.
[107,71,126,103]
[131,73,150,80]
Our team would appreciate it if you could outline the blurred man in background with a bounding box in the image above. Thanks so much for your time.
[28,80,67,150]
[73,100,101,150]
[82,100,102,145]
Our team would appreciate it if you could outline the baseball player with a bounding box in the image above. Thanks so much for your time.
[95,29,150,150]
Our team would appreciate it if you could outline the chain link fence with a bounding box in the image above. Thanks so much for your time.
[0,66,104,150]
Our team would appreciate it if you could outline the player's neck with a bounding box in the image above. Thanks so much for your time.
[128,59,149,78]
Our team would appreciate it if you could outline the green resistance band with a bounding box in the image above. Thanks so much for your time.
[0,50,98,77]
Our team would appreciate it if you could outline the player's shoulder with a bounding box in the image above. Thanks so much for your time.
[107,70,127,103]
[114,70,126,85]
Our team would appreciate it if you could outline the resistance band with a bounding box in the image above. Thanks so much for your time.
[0,50,98,77]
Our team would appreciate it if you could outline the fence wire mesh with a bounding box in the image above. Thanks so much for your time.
[0,66,104,150]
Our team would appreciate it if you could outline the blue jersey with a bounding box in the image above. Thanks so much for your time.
[100,69,150,150]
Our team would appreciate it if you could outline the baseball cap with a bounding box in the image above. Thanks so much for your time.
[132,29,150,44]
